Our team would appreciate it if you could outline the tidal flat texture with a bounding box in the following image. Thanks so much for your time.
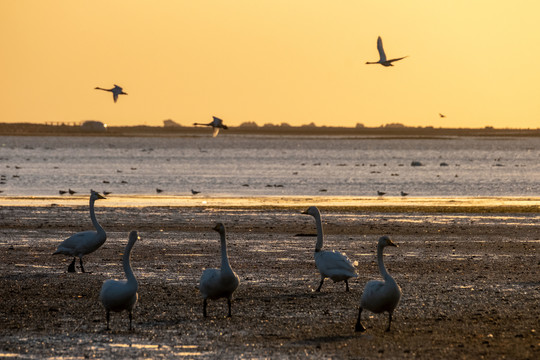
[0,205,538,359]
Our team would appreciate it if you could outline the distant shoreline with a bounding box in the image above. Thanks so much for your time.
[1,122,539,138]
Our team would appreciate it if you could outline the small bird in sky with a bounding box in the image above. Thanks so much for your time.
[439,113,446,118]
[193,116,229,137]
[95,84,128,103]
[366,36,407,67]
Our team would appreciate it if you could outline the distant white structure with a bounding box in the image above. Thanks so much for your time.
[81,121,107,132]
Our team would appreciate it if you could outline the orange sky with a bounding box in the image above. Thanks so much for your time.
[1,1,539,128]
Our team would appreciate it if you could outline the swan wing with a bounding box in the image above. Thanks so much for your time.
[100,279,138,311]
[360,279,401,313]
[199,268,221,297]
[212,127,220,137]
[315,250,358,279]
[113,93,118,103]
[54,230,103,256]
[387,56,407,63]
[377,36,387,63]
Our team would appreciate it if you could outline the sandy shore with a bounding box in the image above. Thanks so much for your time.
[0,198,538,359]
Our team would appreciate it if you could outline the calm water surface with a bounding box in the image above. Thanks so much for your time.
[0,135,538,197]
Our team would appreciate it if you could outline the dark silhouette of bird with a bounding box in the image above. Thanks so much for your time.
[193,116,229,137]
[366,36,408,67]
[377,191,386,196]
[156,188,163,193]
[103,191,111,196]
[95,84,128,103]
[439,113,446,118]
[400,191,409,196]
[68,188,77,195]
[59,190,67,195]
[191,189,201,195]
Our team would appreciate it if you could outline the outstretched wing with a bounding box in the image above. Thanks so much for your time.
[377,36,387,63]
[387,56,408,64]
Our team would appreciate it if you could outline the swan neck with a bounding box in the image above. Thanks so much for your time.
[219,231,232,271]
[89,198,104,235]
[123,238,138,286]
[313,213,324,251]
[377,244,391,280]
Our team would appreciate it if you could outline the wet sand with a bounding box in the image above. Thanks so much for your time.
[0,198,539,359]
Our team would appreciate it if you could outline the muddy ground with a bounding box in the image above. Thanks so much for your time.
[0,205,539,359]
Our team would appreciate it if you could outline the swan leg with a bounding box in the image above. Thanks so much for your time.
[345,279,350,292]
[227,297,232,317]
[203,298,208,318]
[316,277,324,292]
[105,310,110,330]
[385,312,393,332]
[79,257,86,273]
[67,258,77,273]
[355,307,366,332]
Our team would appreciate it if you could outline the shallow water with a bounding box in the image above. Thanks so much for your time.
[1,135,539,197]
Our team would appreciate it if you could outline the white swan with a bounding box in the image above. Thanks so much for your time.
[95,84,128,103]
[355,236,401,332]
[100,230,140,330]
[366,36,407,67]
[302,206,358,292]
[199,223,240,317]
[193,116,229,137]
[53,190,106,273]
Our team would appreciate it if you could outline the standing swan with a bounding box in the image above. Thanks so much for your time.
[100,231,140,330]
[53,190,106,273]
[366,36,408,67]
[193,116,229,137]
[199,223,240,317]
[302,206,358,292]
[94,84,128,103]
[355,236,401,332]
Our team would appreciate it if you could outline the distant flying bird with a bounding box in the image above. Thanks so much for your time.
[95,84,128,103]
[193,116,229,137]
[439,113,446,118]
[366,36,407,67]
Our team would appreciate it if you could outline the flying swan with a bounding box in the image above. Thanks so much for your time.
[193,116,229,137]
[355,236,401,332]
[199,223,240,317]
[95,84,128,103]
[302,206,358,292]
[366,36,407,67]
[100,230,140,330]
[53,190,107,273]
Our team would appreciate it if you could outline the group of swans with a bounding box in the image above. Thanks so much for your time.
[303,206,401,332]
[52,192,400,332]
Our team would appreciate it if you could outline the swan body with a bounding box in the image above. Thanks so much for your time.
[199,223,239,317]
[193,116,229,137]
[95,84,127,103]
[355,236,401,332]
[302,206,358,292]
[53,190,106,273]
[100,231,140,330]
[366,36,407,67]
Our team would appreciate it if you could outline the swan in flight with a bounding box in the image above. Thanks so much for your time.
[302,206,358,292]
[100,230,140,330]
[355,236,401,332]
[53,190,107,273]
[366,36,407,67]
[95,84,128,103]
[199,223,240,317]
[193,116,229,137]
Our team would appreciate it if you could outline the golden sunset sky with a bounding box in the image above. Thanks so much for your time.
[1,1,539,128]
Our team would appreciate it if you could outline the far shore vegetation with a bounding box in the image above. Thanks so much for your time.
[0,120,538,137]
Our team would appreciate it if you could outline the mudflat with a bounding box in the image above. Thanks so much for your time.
[0,202,538,359]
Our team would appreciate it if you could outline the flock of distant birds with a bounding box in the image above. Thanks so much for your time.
[53,190,401,332]
[93,36,445,139]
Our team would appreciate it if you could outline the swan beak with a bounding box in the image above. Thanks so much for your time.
[389,241,398,247]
